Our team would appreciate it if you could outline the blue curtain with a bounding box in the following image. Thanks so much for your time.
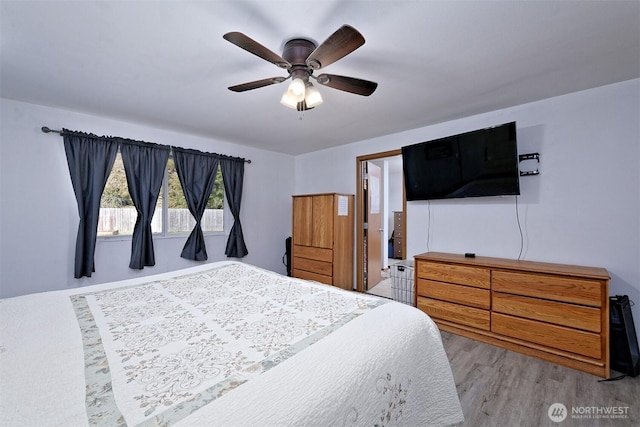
[220,158,248,258]
[120,141,170,269]
[173,148,220,261]
[63,130,118,278]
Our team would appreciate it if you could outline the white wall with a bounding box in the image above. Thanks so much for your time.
[295,79,640,323]
[0,99,294,298]
[2,80,638,327]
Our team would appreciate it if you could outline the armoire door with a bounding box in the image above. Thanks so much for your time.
[312,194,334,249]
[292,195,313,246]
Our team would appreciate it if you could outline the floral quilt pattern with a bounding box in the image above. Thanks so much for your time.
[70,263,386,426]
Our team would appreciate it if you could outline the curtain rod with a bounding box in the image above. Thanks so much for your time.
[41,126,252,164]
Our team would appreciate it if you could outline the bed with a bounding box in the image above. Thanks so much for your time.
[0,261,463,426]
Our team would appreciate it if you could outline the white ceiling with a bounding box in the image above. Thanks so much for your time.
[1,1,638,155]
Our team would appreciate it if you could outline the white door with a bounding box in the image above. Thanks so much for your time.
[365,161,382,289]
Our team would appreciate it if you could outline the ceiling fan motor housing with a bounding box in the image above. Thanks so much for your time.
[283,38,318,80]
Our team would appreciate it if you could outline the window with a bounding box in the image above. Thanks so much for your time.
[164,157,224,234]
[98,153,224,237]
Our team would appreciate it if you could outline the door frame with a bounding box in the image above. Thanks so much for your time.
[355,149,406,293]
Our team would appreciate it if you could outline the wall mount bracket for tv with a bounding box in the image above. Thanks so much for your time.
[519,152,540,176]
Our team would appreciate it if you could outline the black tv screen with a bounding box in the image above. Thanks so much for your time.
[402,122,520,201]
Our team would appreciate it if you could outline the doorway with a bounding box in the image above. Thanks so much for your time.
[355,150,406,293]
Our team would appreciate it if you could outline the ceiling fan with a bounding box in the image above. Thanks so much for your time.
[223,25,378,111]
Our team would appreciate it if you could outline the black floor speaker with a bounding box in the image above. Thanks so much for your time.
[610,295,640,377]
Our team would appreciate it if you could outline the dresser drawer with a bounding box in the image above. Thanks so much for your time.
[293,256,332,276]
[293,245,332,263]
[418,279,490,309]
[493,292,601,333]
[492,270,603,307]
[492,313,601,359]
[393,245,403,258]
[418,297,490,330]
[293,269,332,286]
[394,212,402,229]
[417,261,490,289]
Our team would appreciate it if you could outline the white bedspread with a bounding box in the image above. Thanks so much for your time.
[0,261,463,426]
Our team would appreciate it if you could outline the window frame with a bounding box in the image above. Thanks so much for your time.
[98,153,228,240]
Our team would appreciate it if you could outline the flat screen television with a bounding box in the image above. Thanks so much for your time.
[402,122,520,201]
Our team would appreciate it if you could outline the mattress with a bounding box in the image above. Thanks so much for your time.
[0,261,463,426]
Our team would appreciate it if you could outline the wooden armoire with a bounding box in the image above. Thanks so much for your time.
[291,193,354,290]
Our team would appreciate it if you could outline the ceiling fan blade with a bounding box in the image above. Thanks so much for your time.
[306,25,365,70]
[223,32,291,69]
[315,74,378,96]
[228,76,287,92]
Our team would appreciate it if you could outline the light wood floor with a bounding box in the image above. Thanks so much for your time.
[366,260,404,300]
[440,331,640,426]
[367,277,392,299]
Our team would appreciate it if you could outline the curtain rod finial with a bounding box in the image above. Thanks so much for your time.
[41,126,63,134]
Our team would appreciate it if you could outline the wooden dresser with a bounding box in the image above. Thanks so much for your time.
[393,211,403,259]
[414,252,610,377]
[291,193,354,290]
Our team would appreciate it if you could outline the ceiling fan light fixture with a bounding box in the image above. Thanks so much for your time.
[304,82,323,108]
[280,91,299,109]
[281,76,311,108]
[288,77,306,100]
